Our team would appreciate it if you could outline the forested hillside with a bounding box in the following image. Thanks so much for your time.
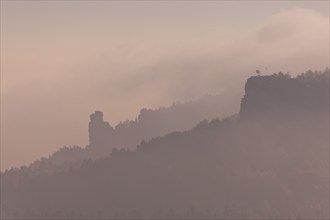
[46,93,239,165]
[1,70,329,219]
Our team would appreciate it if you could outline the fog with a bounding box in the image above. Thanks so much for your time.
[0,2,329,216]
[1,1,329,170]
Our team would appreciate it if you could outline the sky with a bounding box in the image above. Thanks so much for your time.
[1,1,329,171]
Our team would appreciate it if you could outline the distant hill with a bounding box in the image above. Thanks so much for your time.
[47,92,240,165]
[1,69,329,219]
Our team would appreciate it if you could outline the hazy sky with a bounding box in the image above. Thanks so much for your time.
[1,1,329,170]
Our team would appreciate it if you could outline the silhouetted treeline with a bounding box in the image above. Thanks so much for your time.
[1,69,329,219]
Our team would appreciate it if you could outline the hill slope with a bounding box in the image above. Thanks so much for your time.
[1,70,329,219]
[47,92,240,165]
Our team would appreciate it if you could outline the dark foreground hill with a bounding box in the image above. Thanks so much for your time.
[1,70,329,219]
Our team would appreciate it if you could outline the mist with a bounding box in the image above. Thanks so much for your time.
[1,3,329,170]
[0,1,329,219]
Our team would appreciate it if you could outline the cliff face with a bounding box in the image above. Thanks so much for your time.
[239,71,329,121]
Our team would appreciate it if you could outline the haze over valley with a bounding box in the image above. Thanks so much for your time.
[1,1,329,219]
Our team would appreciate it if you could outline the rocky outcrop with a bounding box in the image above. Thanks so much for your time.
[88,111,114,148]
[239,70,329,121]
